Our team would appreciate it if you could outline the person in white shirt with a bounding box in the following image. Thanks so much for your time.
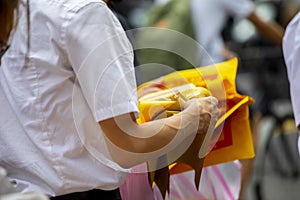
[0,0,218,199]
[282,11,300,153]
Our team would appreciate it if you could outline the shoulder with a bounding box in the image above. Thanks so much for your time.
[61,0,106,13]
[27,0,109,25]
[35,0,107,16]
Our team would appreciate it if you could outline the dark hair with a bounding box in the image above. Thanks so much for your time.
[0,0,19,44]
[107,0,123,9]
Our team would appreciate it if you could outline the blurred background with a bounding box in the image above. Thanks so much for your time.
[111,0,300,199]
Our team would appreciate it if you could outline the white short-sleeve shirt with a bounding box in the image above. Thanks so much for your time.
[0,0,138,196]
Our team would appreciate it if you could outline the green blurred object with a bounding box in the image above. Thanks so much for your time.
[137,0,198,71]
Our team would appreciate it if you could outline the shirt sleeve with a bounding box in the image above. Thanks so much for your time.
[283,12,300,128]
[220,0,254,18]
[64,2,139,122]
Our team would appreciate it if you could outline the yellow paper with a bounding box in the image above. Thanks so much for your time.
[138,58,255,169]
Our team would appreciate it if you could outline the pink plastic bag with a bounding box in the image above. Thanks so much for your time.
[120,161,242,200]
[120,163,154,200]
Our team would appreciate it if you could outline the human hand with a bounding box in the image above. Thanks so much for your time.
[183,96,219,134]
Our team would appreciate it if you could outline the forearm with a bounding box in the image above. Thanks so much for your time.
[99,96,218,168]
[99,110,198,168]
[258,21,284,45]
[248,12,284,45]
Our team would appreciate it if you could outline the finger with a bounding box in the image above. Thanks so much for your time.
[197,113,212,134]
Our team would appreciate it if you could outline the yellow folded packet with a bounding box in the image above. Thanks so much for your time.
[137,58,255,168]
